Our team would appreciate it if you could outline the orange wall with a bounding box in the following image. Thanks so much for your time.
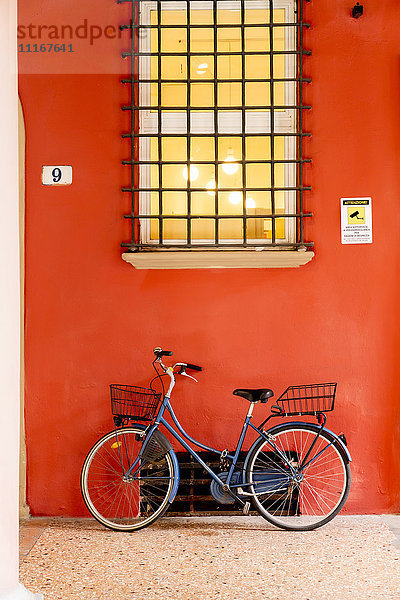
[20,0,400,516]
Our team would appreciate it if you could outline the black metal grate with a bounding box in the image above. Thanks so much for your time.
[119,0,312,251]
[171,451,247,515]
[169,451,298,516]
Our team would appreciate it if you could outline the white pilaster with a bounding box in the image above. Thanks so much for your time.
[0,1,41,598]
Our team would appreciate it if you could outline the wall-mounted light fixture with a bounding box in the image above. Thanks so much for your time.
[352,3,364,18]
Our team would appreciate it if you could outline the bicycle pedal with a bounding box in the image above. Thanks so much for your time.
[243,502,250,516]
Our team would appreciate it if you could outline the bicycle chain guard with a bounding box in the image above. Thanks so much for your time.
[210,471,244,505]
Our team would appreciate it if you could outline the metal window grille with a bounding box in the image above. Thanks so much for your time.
[119,0,312,251]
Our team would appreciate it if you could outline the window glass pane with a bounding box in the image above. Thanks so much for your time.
[149,138,158,162]
[190,83,214,107]
[150,164,159,188]
[274,136,286,159]
[219,191,243,215]
[219,218,242,240]
[190,164,215,188]
[273,55,285,79]
[191,191,215,215]
[161,83,187,107]
[246,163,271,188]
[191,137,215,162]
[191,56,214,79]
[162,137,187,161]
[150,8,158,26]
[150,56,158,79]
[192,219,215,240]
[217,28,242,52]
[218,163,242,189]
[274,24,285,51]
[150,27,158,53]
[190,8,213,25]
[245,136,270,160]
[161,8,187,25]
[218,82,242,107]
[217,55,242,79]
[162,164,188,188]
[274,82,285,107]
[217,7,241,25]
[164,219,187,240]
[244,27,269,52]
[244,8,269,24]
[161,29,187,53]
[273,8,286,25]
[245,55,270,79]
[245,82,270,107]
[148,83,158,107]
[190,110,215,133]
[161,56,187,79]
[190,28,214,53]
[150,193,160,239]
[163,191,187,214]
[246,190,270,210]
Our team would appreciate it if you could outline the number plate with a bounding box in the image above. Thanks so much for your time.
[42,166,72,185]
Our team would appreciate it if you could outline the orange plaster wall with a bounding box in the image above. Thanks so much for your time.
[20,0,400,516]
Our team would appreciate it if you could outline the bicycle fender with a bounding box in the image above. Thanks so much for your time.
[243,422,352,474]
[146,429,180,503]
[128,424,180,504]
[152,431,180,504]
[166,448,180,504]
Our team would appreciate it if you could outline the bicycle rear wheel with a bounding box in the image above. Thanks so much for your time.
[81,426,175,531]
[246,423,351,531]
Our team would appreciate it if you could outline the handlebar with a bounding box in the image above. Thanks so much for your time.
[153,347,202,372]
[153,348,203,399]
[153,347,173,357]
[185,363,203,372]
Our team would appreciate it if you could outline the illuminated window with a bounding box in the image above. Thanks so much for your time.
[122,0,311,250]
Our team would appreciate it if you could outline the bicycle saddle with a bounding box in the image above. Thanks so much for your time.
[233,388,274,403]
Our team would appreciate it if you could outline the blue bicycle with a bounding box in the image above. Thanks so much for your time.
[81,348,351,532]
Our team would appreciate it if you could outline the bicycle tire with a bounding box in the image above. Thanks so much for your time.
[245,423,351,531]
[81,426,176,531]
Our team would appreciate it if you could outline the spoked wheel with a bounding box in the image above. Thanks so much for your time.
[81,426,175,531]
[246,423,351,531]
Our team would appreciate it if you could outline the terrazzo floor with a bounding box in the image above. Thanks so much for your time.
[20,515,400,600]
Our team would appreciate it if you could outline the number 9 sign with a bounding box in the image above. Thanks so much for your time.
[42,166,72,186]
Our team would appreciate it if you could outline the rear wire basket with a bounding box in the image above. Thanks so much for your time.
[275,383,337,416]
[110,384,161,422]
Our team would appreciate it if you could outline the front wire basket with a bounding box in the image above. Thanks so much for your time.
[274,383,337,416]
[110,384,161,421]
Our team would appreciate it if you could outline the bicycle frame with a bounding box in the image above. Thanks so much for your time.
[123,393,298,506]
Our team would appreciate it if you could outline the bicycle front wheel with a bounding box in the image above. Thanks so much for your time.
[246,423,351,531]
[81,426,176,531]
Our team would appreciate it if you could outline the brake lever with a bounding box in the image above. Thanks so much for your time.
[178,365,198,383]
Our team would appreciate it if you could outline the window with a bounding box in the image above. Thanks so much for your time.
[121,0,312,263]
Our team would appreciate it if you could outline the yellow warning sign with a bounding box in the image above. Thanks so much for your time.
[347,207,365,225]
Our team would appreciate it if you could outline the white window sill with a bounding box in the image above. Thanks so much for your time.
[122,250,314,270]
